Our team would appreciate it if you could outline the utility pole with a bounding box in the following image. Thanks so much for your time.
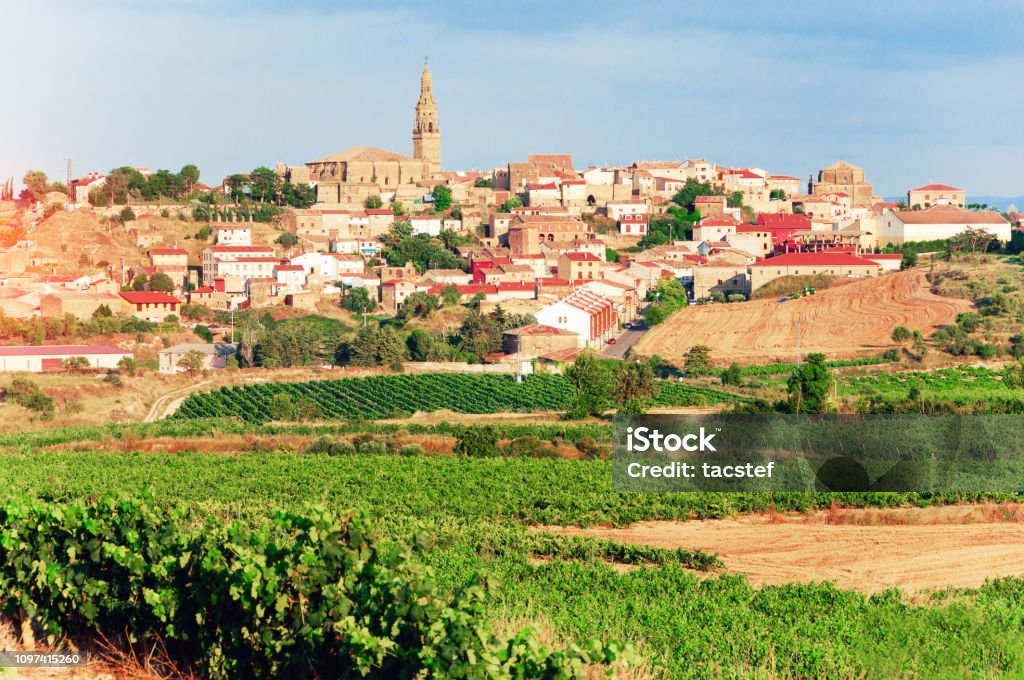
[66,159,72,202]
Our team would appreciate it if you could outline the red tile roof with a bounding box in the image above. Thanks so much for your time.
[892,205,1007,225]
[563,252,602,262]
[526,183,557,191]
[756,213,812,229]
[208,246,274,253]
[149,248,187,255]
[365,209,395,215]
[275,265,304,271]
[0,344,128,357]
[911,183,963,192]
[503,323,577,336]
[119,291,181,304]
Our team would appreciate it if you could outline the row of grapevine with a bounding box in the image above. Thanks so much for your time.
[174,373,748,423]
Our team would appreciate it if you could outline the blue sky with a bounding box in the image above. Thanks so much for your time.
[3,0,1023,196]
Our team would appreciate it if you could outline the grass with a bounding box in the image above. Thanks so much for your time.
[750,274,839,299]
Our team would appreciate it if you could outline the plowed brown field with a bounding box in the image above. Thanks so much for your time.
[636,269,972,364]
[543,504,1024,593]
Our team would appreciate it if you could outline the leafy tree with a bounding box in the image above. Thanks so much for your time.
[406,329,436,361]
[398,292,439,321]
[131,274,148,291]
[180,164,200,192]
[564,351,614,418]
[249,167,282,203]
[1003,360,1024,389]
[178,349,206,376]
[441,284,462,306]
[891,326,912,344]
[341,286,375,321]
[683,344,713,376]
[277,232,299,248]
[61,356,91,373]
[149,272,175,292]
[499,195,522,212]
[238,314,265,367]
[786,353,833,414]
[474,178,495,188]
[92,304,113,319]
[432,184,453,211]
[117,356,137,376]
[365,195,383,209]
[769,189,786,200]
[901,251,918,269]
[119,206,136,222]
[946,227,998,257]
[438,228,471,250]
[458,312,502,360]
[391,199,405,216]
[22,170,49,201]
[194,324,213,343]
[281,181,315,208]
[615,360,659,414]
[383,233,462,271]
[387,220,414,244]
[721,363,744,386]
[226,174,250,199]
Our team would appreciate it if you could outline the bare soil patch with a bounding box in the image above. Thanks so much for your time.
[542,503,1024,593]
[636,269,972,365]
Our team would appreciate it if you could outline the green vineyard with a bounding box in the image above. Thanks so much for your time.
[173,373,748,422]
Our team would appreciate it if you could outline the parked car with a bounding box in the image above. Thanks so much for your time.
[606,338,617,344]
[778,297,789,303]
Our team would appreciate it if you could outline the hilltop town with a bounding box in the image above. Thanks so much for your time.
[0,63,1019,396]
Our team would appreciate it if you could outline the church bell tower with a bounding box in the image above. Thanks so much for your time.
[412,58,441,174]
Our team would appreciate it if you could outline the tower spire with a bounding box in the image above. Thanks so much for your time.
[413,61,440,173]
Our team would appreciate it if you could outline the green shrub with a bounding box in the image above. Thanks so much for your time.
[0,493,633,678]
[398,444,425,457]
[505,436,559,459]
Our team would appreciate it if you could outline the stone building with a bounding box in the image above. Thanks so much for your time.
[307,63,440,204]
[809,161,878,208]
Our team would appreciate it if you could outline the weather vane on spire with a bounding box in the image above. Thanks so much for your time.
[424,55,428,65]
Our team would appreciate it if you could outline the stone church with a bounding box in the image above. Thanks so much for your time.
[307,62,441,205]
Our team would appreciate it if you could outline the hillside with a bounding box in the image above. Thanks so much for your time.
[27,208,285,273]
[636,269,972,365]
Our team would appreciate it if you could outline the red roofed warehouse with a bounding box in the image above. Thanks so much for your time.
[0,344,132,373]
[119,291,182,322]
[750,252,882,291]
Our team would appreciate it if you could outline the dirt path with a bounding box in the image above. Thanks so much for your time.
[143,380,212,422]
[636,269,972,364]
[543,504,1024,593]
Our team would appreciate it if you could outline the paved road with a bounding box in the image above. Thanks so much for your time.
[601,328,646,358]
